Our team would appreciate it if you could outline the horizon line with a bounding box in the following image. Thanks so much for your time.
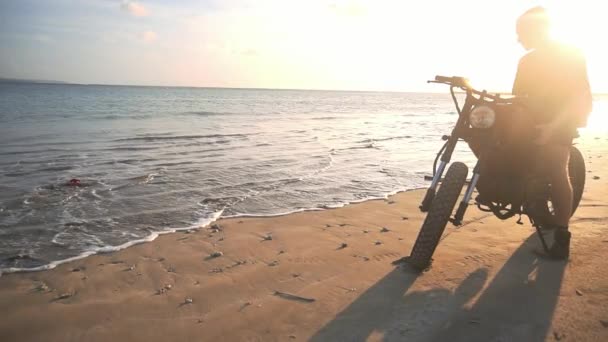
[2,77,607,96]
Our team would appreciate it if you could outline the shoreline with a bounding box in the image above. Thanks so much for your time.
[0,137,606,341]
[0,186,427,276]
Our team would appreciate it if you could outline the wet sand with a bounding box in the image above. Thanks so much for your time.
[1,137,607,342]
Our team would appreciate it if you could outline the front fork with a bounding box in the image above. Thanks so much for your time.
[419,161,447,212]
[419,93,474,213]
[451,162,480,225]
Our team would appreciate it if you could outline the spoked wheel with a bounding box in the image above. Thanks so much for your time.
[408,162,468,271]
[527,146,586,226]
[528,146,587,227]
[569,146,586,213]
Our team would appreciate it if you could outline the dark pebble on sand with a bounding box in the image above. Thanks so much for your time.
[600,320,608,328]
[380,227,390,233]
[210,251,223,258]
[593,176,600,180]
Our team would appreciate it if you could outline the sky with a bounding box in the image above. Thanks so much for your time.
[0,0,607,92]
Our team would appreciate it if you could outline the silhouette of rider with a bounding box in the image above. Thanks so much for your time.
[512,7,592,259]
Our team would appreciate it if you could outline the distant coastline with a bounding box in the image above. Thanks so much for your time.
[0,77,71,85]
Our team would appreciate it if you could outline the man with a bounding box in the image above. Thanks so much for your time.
[512,7,592,259]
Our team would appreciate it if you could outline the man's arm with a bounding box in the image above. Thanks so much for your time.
[547,55,592,129]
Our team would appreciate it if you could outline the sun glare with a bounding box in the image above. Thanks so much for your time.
[580,100,608,134]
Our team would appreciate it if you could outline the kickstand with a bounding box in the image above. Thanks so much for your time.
[534,225,551,254]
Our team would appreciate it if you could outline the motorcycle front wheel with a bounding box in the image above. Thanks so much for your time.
[408,162,468,271]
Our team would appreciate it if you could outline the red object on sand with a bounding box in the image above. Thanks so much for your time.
[68,178,81,186]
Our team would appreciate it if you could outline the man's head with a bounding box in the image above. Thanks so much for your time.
[516,6,551,50]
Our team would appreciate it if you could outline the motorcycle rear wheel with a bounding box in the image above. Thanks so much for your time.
[531,146,586,226]
[408,162,468,271]
[569,146,586,213]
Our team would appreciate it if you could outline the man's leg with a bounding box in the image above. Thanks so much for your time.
[538,144,572,259]
[543,145,572,226]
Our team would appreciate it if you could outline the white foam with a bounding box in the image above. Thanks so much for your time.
[0,209,224,276]
[0,185,427,277]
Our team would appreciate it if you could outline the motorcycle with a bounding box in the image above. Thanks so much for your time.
[407,76,586,271]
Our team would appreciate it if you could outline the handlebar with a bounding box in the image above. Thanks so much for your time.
[429,75,518,104]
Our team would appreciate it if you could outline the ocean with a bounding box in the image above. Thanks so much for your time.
[3,82,603,274]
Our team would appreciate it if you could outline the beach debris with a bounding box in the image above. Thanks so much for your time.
[402,216,409,220]
[363,256,370,261]
[239,301,253,312]
[278,250,285,254]
[184,297,194,305]
[210,268,224,273]
[374,240,382,245]
[167,265,177,273]
[380,227,390,233]
[338,286,357,292]
[158,257,166,262]
[338,223,347,227]
[387,200,396,204]
[227,260,248,269]
[194,280,200,285]
[553,331,565,340]
[211,223,222,231]
[218,237,224,241]
[362,230,370,234]
[325,224,332,228]
[398,237,404,241]
[33,282,51,293]
[338,243,348,249]
[469,319,481,324]
[600,320,608,328]
[197,319,204,324]
[262,233,273,241]
[292,273,301,278]
[576,289,584,296]
[268,260,279,267]
[289,335,297,339]
[71,266,85,272]
[156,284,173,295]
[55,292,74,301]
[209,251,223,258]
[593,176,600,180]
[67,178,81,186]
[273,291,316,303]
[110,260,125,264]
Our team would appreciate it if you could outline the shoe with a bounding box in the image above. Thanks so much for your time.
[548,229,571,259]
[536,228,570,260]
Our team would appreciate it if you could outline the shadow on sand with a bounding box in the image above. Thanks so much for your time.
[311,234,566,341]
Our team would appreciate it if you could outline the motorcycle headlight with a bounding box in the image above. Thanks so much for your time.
[469,105,496,129]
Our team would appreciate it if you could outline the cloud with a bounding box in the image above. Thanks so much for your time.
[140,31,157,43]
[121,1,149,17]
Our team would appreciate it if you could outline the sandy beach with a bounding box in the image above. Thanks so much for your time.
[1,136,606,342]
